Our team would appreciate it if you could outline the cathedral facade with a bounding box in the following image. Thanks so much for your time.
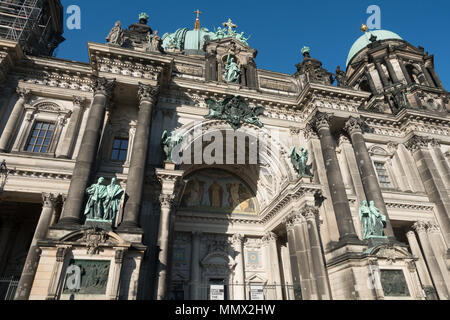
[0,2,449,301]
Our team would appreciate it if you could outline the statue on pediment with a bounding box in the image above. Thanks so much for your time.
[103,178,124,223]
[106,21,124,46]
[359,200,387,239]
[148,30,163,52]
[84,178,108,220]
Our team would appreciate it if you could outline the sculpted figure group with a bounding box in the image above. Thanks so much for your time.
[84,178,124,225]
[359,200,387,239]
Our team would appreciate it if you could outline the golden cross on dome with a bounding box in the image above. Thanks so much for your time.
[222,18,237,34]
[194,9,203,30]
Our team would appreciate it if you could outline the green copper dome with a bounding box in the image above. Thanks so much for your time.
[346,30,403,67]
[162,27,216,54]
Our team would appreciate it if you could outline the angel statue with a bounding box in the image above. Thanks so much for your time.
[161,130,183,162]
[106,21,124,46]
[205,98,226,119]
[224,53,240,83]
[290,147,310,177]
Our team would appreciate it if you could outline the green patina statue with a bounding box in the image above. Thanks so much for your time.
[225,53,241,83]
[359,200,387,239]
[291,147,310,177]
[161,130,184,162]
[103,178,124,222]
[205,95,264,130]
[84,177,123,225]
[84,178,108,220]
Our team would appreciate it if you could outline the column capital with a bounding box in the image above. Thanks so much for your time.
[91,77,116,98]
[284,211,305,228]
[231,233,244,245]
[138,82,160,104]
[427,222,441,234]
[159,193,176,209]
[405,135,430,153]
[429,139,441,148]
[344,116,365,136]
[300,205,320,221]
[16,87,31,101]
[303,123,319,140]
[309,111,333,133]
[412,221,429,233]
[42,193,58,208]
[406,230,416,238]
[262,232,278,244]
[72,95,87,108]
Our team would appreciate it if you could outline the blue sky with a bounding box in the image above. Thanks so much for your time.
[59,0,449,88]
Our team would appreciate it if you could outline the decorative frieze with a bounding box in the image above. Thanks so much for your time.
[405,135,430,153]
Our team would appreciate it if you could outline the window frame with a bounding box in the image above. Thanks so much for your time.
[25,121,57,154]
[109,137,130,163]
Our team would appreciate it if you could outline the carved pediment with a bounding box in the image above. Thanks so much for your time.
[368,245,412,263]
[59,228,129,255]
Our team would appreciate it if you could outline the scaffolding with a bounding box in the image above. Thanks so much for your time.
[0,0,54,54]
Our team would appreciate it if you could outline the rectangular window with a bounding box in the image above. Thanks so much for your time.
[375,162,392,188]
[111,138,129,162]
[26,121,55,153]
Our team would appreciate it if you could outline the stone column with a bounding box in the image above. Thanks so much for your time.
[286,221,302,300]
[406,230,438,300]
[231,234,246,300]
[0,88,30,152]
[374,60,390,87]
[364,70,378,93]
[57,77,116,226]
[190,231,201,300]
[262,232,283,300]
[15,193,58,300]
[286,213,314,299]
[399,59,413,85]
[427,223,450,291]
[303,206,331,300]
[344,117,395,239]
[413,222,449,300]
[406,136,450,247]
[420,65,436,88]
[119,84,160,231]
[430,139,450,189]
[384,57,400,84]
[154,166,183,300]
[57,96,86,159]
[310,112,359,243]
[427,67,445,90]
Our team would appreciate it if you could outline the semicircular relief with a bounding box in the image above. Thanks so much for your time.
[179,169,258,215]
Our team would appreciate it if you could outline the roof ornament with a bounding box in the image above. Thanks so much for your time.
[301,46,311,58]
[139,12,149,25]
[360,24,369,33]
[222,18,237,36]
[194,9,203,30]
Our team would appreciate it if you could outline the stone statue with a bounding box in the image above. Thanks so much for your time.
[224,53,240,84]
[290,147,310,176]
[359,200,387,239]
[148,30,163,52]
[213,27,226,40]
[84,178,108,220]
[103,178,124,223]
[205,95,264,130]
[161,130,183,162]
[334,66,348,87]
[106,21,124,46]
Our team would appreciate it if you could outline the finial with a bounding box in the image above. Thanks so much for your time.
[222,18,237,35]
[360,24,369,33]
[194,9,202,30]
[301,46,311,57]
[139,12,149,24]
